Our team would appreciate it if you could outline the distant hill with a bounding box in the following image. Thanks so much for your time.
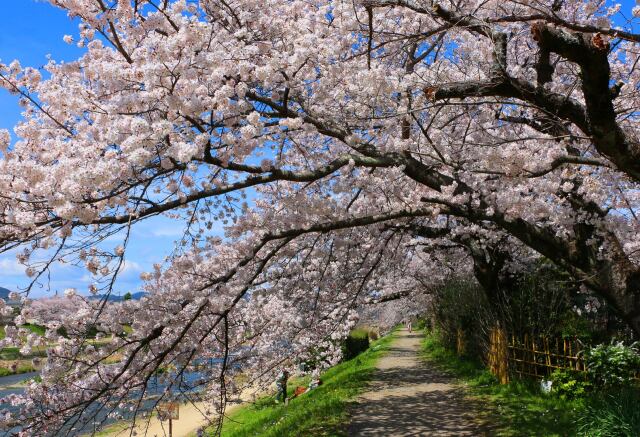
[0,287,10,299]
[0,288,146,303]
[0,286,22,306]
[89,292,146,302]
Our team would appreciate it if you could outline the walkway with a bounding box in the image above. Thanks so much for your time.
[348,328,489,436]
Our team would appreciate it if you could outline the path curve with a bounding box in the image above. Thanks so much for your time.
[348,328,488,436]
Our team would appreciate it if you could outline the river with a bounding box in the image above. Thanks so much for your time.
[0,369,210,436]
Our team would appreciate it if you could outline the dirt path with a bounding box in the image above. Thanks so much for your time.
[348,328,488,436]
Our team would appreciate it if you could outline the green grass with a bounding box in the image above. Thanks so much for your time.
[0,364,36,377]
[0,324,46,360]
[0,324,47,340]
[211,331,396,437]
[22,323,46,336]
[0,347,21,361]
[421,331,583,436]
[577,388,640,436]
[0,346,47,361]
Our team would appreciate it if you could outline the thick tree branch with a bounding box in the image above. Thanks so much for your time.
[531,23,640,182]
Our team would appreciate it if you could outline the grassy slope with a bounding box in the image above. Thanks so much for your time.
[212,331,396,437]
[0,364,36,377]
[0,325,47,376]
[421,331,582,437]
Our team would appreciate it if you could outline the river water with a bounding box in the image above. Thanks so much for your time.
[0,369,209,436]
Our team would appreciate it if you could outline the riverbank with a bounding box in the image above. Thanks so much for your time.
[96,385,262,437]
[96,401,210,437]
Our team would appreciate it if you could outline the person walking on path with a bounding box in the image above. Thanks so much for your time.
[405,318,412,333]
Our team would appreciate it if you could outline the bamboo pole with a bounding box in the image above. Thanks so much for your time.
[456,328,465,357]
[490,327,509,384]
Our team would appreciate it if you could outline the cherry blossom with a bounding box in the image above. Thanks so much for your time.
[0,0,639,434]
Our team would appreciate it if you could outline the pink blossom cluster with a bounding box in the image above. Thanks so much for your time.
[0,0,639,434]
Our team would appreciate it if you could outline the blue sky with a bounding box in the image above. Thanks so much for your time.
[0,1,204,297]
[0,1,81,141]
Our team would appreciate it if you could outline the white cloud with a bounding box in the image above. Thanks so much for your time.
[121,260,143,274]
[79,260,143,282]
[150,226,185,237]
[0,258,25,275]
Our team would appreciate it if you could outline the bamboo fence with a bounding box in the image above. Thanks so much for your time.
[487,328,587,383]
[506,332,586,379]
[485,328,640,383]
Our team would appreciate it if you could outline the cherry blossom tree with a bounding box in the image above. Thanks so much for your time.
[0,0,639,434]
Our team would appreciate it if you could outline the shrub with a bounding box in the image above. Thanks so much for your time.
[353,326,379,341]
[429,278,491,359]
[56,326,68,338]
[342,330,370,361]
[549,369,591,400]
[577,388,640,436]
[585,341,640,388]
[501,262,575,338]
[413,317,430,331]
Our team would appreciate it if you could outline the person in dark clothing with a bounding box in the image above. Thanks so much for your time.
[276,369,289,403]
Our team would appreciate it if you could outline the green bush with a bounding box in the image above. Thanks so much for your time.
[342,330,370,361]
[577,388,640,436]
[413,317,430,331]
[503,262,578,338]
[585,341,640,388]
[549,369,591,400]
[430,278,490,358]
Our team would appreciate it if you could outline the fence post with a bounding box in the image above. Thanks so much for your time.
[456,328,466,357]
[489,326,509,384]
[544,337,551,377]
[524,333,530,376]
[532,335,538,379]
